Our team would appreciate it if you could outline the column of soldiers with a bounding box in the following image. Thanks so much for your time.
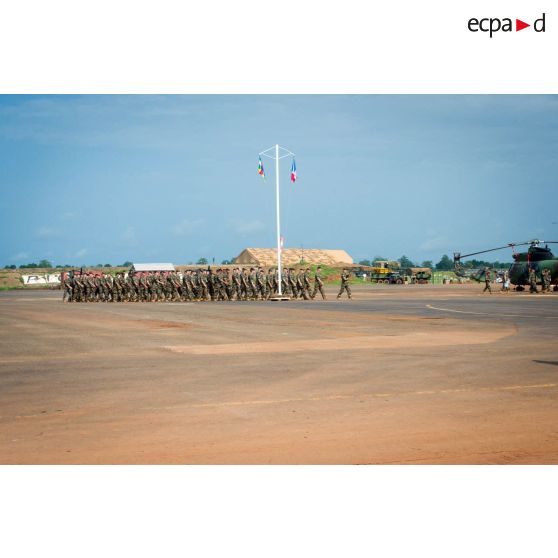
[62,266,337,303]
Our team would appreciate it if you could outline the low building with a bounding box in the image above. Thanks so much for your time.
[233,248,353,267]
[131,263,175,272]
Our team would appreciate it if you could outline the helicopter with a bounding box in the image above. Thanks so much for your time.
[453,240,558,291]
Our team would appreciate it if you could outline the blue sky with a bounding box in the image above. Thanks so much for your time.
[1,95,557,267]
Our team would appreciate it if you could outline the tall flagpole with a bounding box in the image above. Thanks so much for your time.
[275,144,283,294]
[259,143,295,299]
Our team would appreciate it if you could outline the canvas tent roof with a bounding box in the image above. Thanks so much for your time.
[131,263,176,272]
[233,248,353,267]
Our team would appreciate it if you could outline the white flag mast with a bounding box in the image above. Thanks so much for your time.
[259,144,295,298]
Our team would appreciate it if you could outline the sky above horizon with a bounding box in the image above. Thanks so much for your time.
[1,94,557,267]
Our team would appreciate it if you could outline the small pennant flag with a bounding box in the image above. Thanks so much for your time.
[258,156,266,180]
[290,158,297,183]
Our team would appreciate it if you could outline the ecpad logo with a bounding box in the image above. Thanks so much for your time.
[468,13,546,37]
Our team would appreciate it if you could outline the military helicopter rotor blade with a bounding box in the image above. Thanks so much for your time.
[454,243,521,261]
[454,239,558,262]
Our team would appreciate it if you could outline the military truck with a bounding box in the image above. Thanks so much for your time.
[355,262,432,284]
[404,267,432,284]
[366,261,407,284]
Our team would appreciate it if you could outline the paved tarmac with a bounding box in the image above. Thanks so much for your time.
[1,284,557,463]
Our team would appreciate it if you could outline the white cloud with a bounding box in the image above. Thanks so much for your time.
[10,251,29,261]
[119,226,138,247]
[74,248,87,258]
[60,211,77,220]
[229,219,266,235]
[173,218,205,236]
[36,226,61,238]
[418,236,451,252]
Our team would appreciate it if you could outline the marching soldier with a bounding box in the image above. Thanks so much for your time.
[256,268,266,299]
[240,268,249,300]
[312,266,326,300]
[303,268,312,296]
[231,268,242,300]
[248,268,258,300]
[266,268,275,299]
[277,269,291,295]
[62,273,74,302]
[297,268,310,300]
[200,270,210,301]
[288,268,298,299]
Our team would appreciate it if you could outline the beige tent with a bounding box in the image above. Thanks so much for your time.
[233,248,353,267]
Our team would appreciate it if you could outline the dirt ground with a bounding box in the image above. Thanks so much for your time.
[1,283,557,464]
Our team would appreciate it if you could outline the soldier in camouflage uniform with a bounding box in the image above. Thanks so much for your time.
[281,269,289,296]
[248,268,258,300]
[63,273,74,302]
[337,268,352,299]
[171,272,181,301]
[112,273,122,302]
[297,268,309,300]
[200,270,210,301]
[71,273,81,302]
[83,273,92,302]
[482,268,492,294]
[101,273,112,302]
[191,270,200,300]
[95,274,103,301]
[239,268,249,300]
[529,267,538,294]
[144,273,153,301]
[256,268,266,299]
[223,269,233,300]
[542,268,551,293]
[303,268,312,297]
[212,269,222,300]
[288,268,298,299]
[266,268,275,299]
[179,271,189,301]
[312,266,326,300]
[231,268,242,300]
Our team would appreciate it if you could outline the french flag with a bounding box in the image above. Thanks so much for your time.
[290,158,297,183]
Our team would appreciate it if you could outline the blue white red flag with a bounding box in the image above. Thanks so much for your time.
[290,158,297,183]
[258,156,266,181]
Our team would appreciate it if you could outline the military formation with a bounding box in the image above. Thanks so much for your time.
[62,266,352,303]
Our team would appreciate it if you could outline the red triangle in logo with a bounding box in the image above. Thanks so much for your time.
[516,19,530,31]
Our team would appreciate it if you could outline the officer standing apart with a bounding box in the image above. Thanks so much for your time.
[483,267,492,294]
[337,268,352,299]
